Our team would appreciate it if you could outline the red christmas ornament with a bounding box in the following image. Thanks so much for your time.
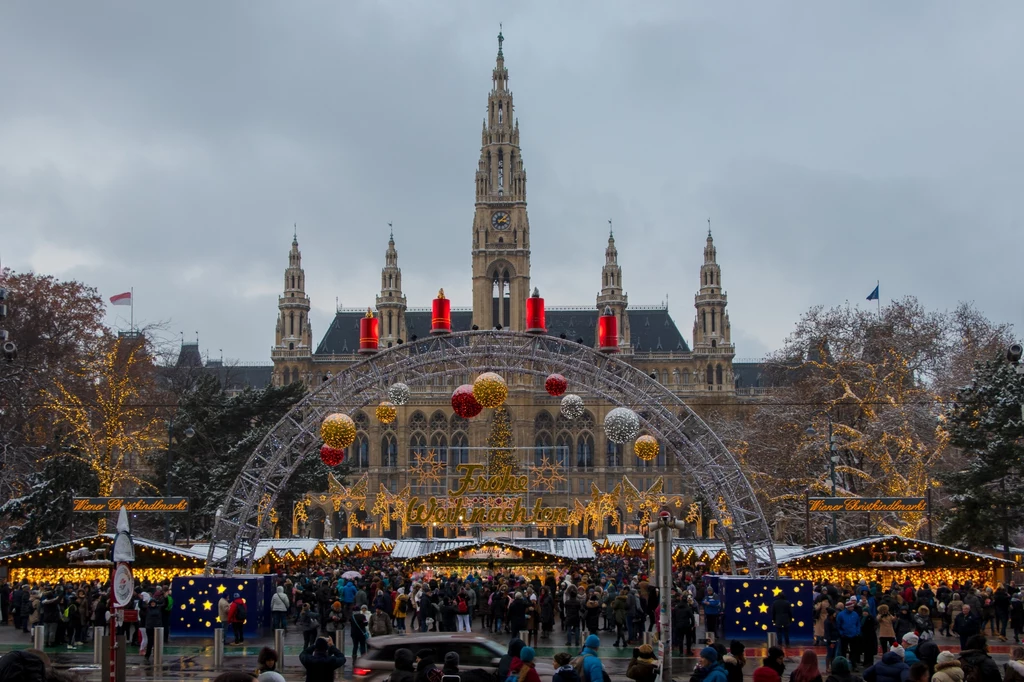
[320,444,346,467]
[545,373,568,397]
[451,384,483,419]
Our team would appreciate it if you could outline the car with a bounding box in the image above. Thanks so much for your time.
[353,633,554,682]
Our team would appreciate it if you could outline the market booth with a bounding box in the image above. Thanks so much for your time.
[391,537,594,578]
[778,535,1018,586]
[0,534,206,585]
[190,538,394,573]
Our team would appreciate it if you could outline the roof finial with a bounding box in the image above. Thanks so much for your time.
[292,222,298,243]
[388,221,393,240]
[707,217,712,238]
[608,219,613,238]
[497,23,504,56]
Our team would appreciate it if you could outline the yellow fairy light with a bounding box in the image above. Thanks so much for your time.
[375,401,397,425]
[634,435,659,461]
[473,372,508,409]
[320,413,356,449]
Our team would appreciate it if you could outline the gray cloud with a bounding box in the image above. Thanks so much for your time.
[2,1,1021,363]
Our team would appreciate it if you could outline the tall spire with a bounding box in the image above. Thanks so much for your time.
[497,23,504,57]
[597,221,630,351]
[693,225,733,384]
[273,233,313,379]
[377,231,407,346]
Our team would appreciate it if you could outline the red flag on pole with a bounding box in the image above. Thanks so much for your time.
[109,291,132,306]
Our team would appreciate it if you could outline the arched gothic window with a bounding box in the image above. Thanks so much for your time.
[555,432,572,467]
[606,439,622,467]
[352,434,369,468]
[381,433,397,468]
[706,366,714,385]
[576,432,594,469]
[716,364,724,385]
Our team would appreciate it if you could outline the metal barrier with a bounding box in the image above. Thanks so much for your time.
[766,632,778,649]
[153,628,164,668]
[274,629,285,667]
[213,632,224,669]
[32,625,45,650]
[93,627,105,664]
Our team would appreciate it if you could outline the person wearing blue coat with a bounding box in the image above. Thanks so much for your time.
[836,601,863,666]
[579,634,605,682]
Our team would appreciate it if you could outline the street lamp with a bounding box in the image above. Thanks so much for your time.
[806,412,839,544]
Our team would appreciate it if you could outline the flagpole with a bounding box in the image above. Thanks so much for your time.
[876,280,880,319]
[130,287,134,333]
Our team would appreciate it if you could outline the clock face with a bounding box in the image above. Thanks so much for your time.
[491,211,511,230]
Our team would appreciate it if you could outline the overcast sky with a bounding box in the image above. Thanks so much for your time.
[2,2,1022,363]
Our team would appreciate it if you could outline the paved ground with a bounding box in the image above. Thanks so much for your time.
[0,623,1018,681]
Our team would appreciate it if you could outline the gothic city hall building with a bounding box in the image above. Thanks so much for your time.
[268,34,765,539]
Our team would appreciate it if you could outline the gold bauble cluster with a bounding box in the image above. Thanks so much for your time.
[321,413,356,449]
[634,434,659,461]
[473,372,508,409]
[375,401,397,425]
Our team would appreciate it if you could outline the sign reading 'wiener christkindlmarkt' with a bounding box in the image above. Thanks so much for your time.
[807,497,926,513]
[73,497,189,513]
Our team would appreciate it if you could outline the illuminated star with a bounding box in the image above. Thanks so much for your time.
[771,586,783,597]
[743,600,751,608]
[215,616,221,623]
[216,585,227,594]
[758,603,769,613]
[203,601,213,610]
[188,598,196,605]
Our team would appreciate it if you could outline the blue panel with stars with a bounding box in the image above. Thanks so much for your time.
[719,576,814,642]
[169,575,269,638]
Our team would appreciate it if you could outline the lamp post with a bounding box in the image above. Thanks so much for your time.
[165,420,194,543]
[806,412,839,544]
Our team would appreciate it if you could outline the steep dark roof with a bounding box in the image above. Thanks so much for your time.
[732,362,765,389]
[176,342,203,368]
[203,361,274,391]
[315,306,690,356]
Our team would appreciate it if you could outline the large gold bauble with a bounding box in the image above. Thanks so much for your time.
[321,413,357,449]
[375,401,397,425]
[473,372,508,409]
[634,434,659,461]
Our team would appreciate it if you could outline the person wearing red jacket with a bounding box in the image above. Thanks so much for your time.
[226,593,248,645]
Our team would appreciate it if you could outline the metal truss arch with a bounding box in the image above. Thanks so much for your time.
[205,331,777,575]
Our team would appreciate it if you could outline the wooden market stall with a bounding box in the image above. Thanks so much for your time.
[391,538,594,579]
[0,534,206,585]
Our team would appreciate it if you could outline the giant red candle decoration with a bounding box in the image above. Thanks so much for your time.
[525,287,546,334]
[431,288,451,335]
[598,305,619,353]
[359,308,379,354]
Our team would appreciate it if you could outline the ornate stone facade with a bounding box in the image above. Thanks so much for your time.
[269,33,763,539]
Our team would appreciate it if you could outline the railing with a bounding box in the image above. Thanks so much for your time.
[735,387,771,396]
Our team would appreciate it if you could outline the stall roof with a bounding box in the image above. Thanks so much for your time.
[776,535,1017,566]
[0,534,207,564]
[602,534,649,550]
[392,538,595,561]
[669,539,806,565]
[189,538,394,564]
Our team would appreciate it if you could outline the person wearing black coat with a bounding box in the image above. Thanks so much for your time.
[958,635,1001,682]
[772,595,794,647]
[497,638,525,682]
[415,648,439,682]
[858,611,878,669]
[507,594,528,641]
[300,636,347,682]
[391,649,417,682]
[862,650,908,682]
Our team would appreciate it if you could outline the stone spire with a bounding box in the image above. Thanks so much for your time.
[596,220,630,351]
[376,225,407,347]
[693,223,734,389]
[273,229,312,385]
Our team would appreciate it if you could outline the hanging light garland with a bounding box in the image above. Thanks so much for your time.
[605,407,640,444]
[560,394,585,420]
[388,383,411,406]
[473,372,508,409]
[321,413,356,449]
[320,445,346,467]
[634,434,659,461]
[375,401,397,425]
[545,373,568,397]
[451,384,483,419]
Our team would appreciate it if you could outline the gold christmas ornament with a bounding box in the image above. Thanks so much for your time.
[321,413,357,449]
[375,401,397,425]
[473,372,508,409]
[634,434,659,461]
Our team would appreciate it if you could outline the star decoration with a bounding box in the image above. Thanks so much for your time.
[216,585,227,594]
[743,600,751,608]
[532,456,566,491]
[758,603,769,613]
[188,598,196,605]
[203,600,213,611]
[410,450,445,485]
[771,586,783,597]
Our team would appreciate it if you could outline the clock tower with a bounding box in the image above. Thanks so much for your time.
[472,28,531,332]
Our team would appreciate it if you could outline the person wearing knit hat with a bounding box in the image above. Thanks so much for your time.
[752,666,781,682]
[579,635,604,682]
[627,644,659,682]
[443,651,460,675]
[700,646,728,682]
[901,632,920,665]
[931,651,962,682]
[517,647,541,682]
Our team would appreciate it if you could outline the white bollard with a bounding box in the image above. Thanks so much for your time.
[153,628,164,668]
[213,633,224,668]
[93,626,105,664]
[274,629,285,667]
[33,625,45,651]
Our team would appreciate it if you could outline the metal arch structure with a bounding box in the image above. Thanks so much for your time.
[204,331,778,576]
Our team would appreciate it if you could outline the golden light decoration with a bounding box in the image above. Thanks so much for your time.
[473,372,508,409]
[321,413,356,449]
[411,449,445,485]
[634,434,659,461]
[532,456,566,491]
[375,401,397,425]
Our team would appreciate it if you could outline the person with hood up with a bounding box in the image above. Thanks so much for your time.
[930,651,963,682]
[627,644,659,682]
[1003,646,1024,682]
[862,648,909,682]
[553,652,581,682]
[227,593,248,645]
[256,646,286,682]
[299,635,346,682]
[390,649,417,682]
[442,651,461,678]
[723,640,746,682]
[270,586,290,632]
[957,635,1000,682]
[578,634,606,682]
[143,596,163,663]
[415,648,440,682]
[877,605,896,654]
[498,638,525,681]
[825,657,862,682]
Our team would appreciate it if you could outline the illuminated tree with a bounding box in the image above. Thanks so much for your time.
[487,405,517,474]
[40,335,164,529]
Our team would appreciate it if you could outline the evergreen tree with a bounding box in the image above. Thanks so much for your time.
[0,455,99,550]
[487,406,517,474]
[938,359,1024,552]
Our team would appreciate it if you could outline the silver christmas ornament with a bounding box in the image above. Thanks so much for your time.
[605,406,640,444]
[388,382,411,406]
[560,394,585,420]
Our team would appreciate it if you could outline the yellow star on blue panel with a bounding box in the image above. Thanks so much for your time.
[203,600,213,611]
[758,603,769,613]
[743,600,751,608]
[216,585,227,594]
[188,598,196,605]
[771,586,783,597]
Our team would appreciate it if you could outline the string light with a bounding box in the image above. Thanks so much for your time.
[375,401,397,425]
[320,413,356,449]
[487,406,517,475]
[473,372,508,409]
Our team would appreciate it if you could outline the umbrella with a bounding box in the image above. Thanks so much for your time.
[341,570,361,580]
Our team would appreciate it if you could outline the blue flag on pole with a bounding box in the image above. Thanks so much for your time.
[866,284,879,301]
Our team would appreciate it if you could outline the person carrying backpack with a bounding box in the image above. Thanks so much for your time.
[227,593,248,645]
[457,593,471,632]
[958,635,1001,682]
[575,634,608,682]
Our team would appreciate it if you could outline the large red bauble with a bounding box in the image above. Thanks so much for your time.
[451,384,483,419]
[545,373,568,397]
[320,444,346,467]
